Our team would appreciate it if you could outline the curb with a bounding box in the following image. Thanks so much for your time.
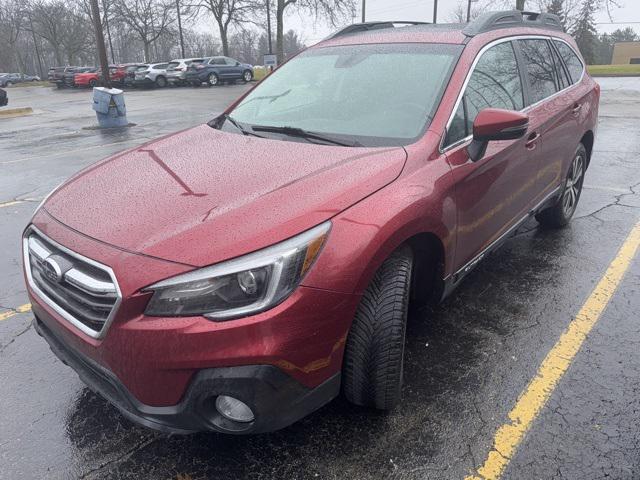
[0,107,34,118]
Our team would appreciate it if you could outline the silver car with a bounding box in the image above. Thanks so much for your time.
[167,58,205,86]
[133,63,169,88]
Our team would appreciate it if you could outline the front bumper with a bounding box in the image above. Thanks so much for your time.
[26,211,360,433]
[34,315,340,434]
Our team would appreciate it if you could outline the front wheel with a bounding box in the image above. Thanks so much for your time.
[242,70,253,83]
[155,76,167,88]
[536,143,587,228]
[88,79,97,88]
[342,246,413,410]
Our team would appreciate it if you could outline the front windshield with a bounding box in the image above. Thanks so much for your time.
[227,43,462,147]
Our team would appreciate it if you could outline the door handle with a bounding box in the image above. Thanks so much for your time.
[572,103,582,115]
[525,132,541,150]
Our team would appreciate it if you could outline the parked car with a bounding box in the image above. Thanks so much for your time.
[133,63,170,88]
[0,88,7,106]
[0,73,39,87]
[166,58,204,86]
[64,67,95,87]
[24,11,598,435]
[48,66,79,88]
[122,63,147,87]
[74,65,127,88]
[186,56,253,86]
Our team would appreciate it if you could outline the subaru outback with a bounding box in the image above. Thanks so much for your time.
[24,10,599,434]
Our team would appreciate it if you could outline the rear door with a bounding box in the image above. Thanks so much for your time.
[444,40,539,272]
[515,38,577,200]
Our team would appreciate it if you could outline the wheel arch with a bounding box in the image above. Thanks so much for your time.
[580,130,594,169]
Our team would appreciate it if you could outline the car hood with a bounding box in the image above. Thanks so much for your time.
[44,125,407,267]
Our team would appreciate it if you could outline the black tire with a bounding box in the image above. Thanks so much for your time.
[242,70,253,83]
[207,73,219,87]
[536,143,587,228]
[88,79,97,88]
[155,76,167,88]
[342,246,413,410]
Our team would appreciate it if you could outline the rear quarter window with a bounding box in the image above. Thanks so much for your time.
[553,40,585,84]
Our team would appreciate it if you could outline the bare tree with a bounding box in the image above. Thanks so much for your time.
[0,0,25,70]
[113,0,175,61]
[274,0,355,63]
[198,0,257,56]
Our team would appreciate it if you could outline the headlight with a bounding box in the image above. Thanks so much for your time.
[144,222,331,320]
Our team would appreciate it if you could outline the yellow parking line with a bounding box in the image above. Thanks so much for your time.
[0,304,32,322]
[466,220,640,480]
[0,200,25,208]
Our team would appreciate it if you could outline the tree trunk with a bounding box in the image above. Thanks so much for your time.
[219,22,229,56]
[276,0,285,63]
[143,41,151,62]
[516,0,525,11]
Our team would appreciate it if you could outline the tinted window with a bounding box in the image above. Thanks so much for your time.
[167,62,180,69]
[225,57,238,65]
[210,57,225,65]
[519,39,557,104]
[553,40,584,84]
[230,43,462,147]
[445,41,524,146]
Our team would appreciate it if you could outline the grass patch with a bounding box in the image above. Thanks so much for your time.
[5,81,51,88]
[587,64,640,76]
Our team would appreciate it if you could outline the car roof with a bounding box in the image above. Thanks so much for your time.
[316,12,571,49]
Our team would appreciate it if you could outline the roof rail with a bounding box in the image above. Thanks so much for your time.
[325,21,430,41]
[463,10,564,37]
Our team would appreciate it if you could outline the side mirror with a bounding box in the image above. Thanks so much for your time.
[236,62,241,66]
[467,108,529,162]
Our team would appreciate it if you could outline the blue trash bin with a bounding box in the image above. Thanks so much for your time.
[92,87,128,128]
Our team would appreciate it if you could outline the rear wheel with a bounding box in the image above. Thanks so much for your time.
[155,76,167,88]
[536,143,586,228]
[6,81,13,87]
[207,73,219,86]
[342,246,413,410]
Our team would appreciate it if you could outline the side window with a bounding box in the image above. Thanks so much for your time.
[519,39,558,104]
[444,41,524,147]
[225,57,238,65]
[553,40,585,84]
[210,58,225,65]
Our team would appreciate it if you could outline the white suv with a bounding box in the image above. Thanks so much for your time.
[133,63,169,88]
[167,58,205,86]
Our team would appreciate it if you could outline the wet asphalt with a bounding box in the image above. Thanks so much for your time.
[1,78,639,480]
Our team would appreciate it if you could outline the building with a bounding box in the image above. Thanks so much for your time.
[611,41,640,65]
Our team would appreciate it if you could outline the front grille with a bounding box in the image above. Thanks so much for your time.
[24,228,121,338]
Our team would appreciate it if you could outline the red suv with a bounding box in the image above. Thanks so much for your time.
[24,11,598,434]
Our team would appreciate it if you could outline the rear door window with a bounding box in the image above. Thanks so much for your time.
[519,39,558,104]
[550,46,570,89]
[553,40,585,84]
[445,41,524,147]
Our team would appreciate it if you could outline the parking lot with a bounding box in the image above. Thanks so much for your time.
[1,79,639,479]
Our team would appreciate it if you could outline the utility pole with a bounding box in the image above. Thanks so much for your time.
[361,0,366,22]
[176,0,186,58]
[433,0,438,24]
[516,0,525,10]
[89,0,111,88]
[266,0,273,54]
[466,0,471,22]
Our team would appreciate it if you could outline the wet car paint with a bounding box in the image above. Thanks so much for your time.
[1,78,639,479]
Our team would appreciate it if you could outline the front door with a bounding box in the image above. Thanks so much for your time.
[442,40,540,273]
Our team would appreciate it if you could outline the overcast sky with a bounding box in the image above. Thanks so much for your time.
[285,0,640,46]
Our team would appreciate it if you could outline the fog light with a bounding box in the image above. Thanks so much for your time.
[215,395,255,423]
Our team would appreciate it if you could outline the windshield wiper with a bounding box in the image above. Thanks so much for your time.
[208,113,265,138]
[251,125,360,147]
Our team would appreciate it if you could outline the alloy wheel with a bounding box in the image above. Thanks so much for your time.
[562,153,584,217]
